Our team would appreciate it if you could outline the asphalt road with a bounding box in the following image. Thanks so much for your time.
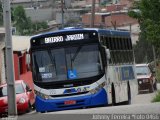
[16,102,160,120]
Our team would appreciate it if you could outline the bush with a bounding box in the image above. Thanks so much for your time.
[157,68,160,83]
[152,91,160,102]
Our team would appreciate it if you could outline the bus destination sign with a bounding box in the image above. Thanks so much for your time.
[44,33,85,44]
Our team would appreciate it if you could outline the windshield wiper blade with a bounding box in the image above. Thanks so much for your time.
[47,50,57,75]
[71,46,82,62]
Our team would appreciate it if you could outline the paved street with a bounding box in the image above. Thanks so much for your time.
[1,84,159,120]
[14,84,160,120]
[17,102,160,120]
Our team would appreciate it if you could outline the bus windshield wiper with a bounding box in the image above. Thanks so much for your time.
[47,50,57,76]
[71,46,82,70]
[71,46,82,62]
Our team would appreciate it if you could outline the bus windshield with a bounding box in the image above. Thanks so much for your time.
[32,44,102,82]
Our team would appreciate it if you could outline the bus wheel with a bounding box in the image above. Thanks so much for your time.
[122,83,131,105]
[126,83,131,105]
[111,84,116,106]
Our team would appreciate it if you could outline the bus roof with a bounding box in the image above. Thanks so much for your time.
[31,28,89,40]
[31,28,130,40]
[97,29,130,37]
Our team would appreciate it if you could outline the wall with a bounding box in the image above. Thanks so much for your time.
[0,49,6,84]
[82,13,108,27]
[105,13,137,27]
[13,52,27,80]
[11,0,51,8]
[14,53,19,80]
[56,9,82,24]
[25,8,54,22]
[0,30,5,84]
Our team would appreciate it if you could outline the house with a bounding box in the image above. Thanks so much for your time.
[12,35,34,89]
[82,10,137,28]
[82,10,139,44]
[0,28,6,84]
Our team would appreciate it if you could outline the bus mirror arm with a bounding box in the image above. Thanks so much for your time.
[105,49,110,60]
[26,53,31,71]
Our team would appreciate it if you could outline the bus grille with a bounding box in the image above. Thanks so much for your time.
[50,91,88,98]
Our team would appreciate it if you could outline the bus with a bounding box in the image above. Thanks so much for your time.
[29,28,138,112]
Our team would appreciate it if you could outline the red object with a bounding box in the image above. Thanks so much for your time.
[0,80,35,115]
[13,54,19,80]
[20,71,34,91]
[13,52,27,80]
[64,100,76,105]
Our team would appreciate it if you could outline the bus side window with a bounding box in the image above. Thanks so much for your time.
[100,36,104,45]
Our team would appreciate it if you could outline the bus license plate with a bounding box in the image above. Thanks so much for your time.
[64,100,76,105]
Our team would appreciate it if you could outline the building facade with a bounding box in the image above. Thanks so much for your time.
[0,28,6,84]
[12,35,34,89]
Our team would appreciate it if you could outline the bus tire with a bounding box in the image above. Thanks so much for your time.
[111,83,116,106]
[121,82,131,105]
[126,82,131,105]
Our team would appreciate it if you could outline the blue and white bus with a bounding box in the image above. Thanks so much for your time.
[30,28,138,112]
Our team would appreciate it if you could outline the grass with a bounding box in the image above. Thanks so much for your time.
[152,91,160,102]
[152,66,160,102]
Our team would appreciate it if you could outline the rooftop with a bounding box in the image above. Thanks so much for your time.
[12,35,31,52]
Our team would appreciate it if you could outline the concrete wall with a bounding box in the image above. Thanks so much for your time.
[0,30,5,84]
[0,49,6,84]
[13,52,28,80]
[25,8,55,22]
[56,9,82,24]
[24,7,88,25]
[11,0,51,8]
[14,53,19,80]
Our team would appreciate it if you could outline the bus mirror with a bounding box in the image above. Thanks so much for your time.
[26,53,31,70]
[105,49,110,60]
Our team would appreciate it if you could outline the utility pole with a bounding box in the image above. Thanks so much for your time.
[61,0,64,28]
[90,0,95,27]
[3,0,17,116]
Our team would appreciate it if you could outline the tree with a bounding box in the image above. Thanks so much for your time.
[13,6,49,35]
[133,36,154,63]
[128,0,160,59]
[13,6,32,35]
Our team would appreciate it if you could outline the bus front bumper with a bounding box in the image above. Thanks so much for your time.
[35,88,108,112]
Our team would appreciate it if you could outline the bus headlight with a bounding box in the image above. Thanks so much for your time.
[35,90,50,100]
[89,82,106,94]
[41,94,50,100]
